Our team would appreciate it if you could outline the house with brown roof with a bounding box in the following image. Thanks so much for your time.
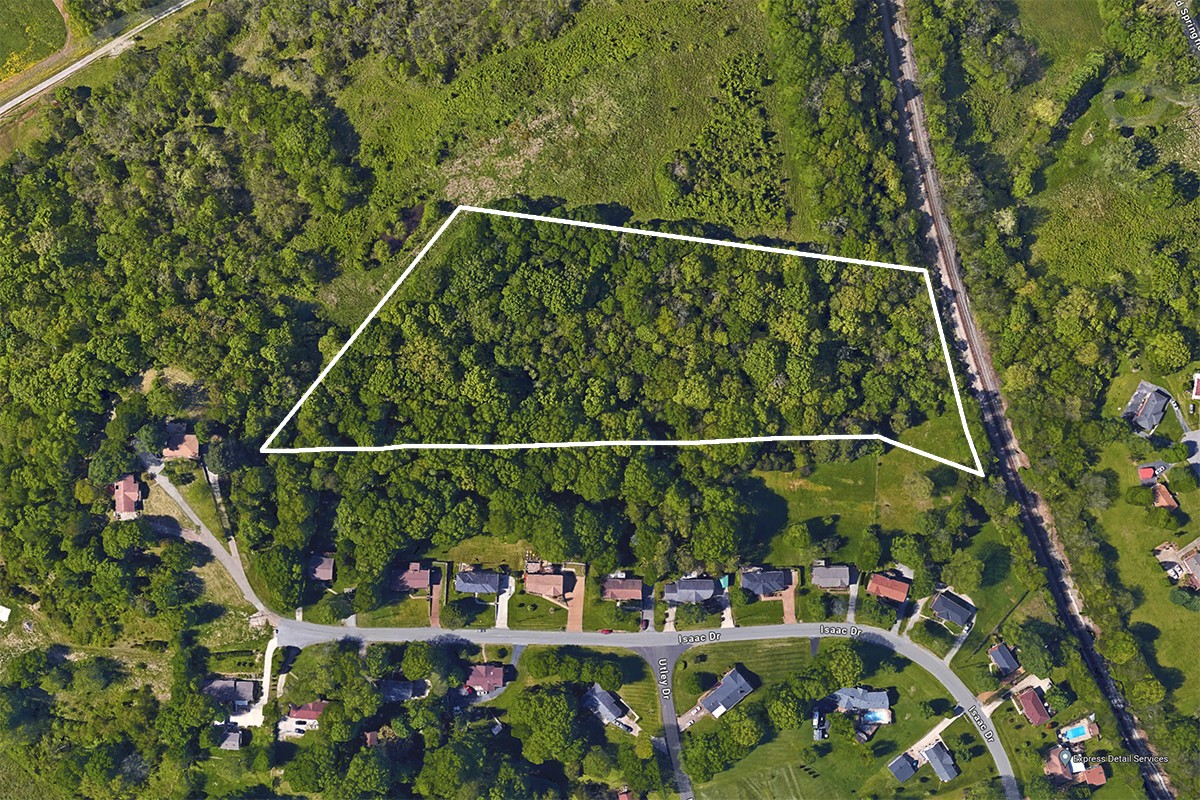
[465,664,506,695]
[1044,745,1107,788]
[1016,687,1052,726]
[865,573,911,604]
[162,423,200,460]
[601,576,644,602]
[1153,484,1179,510]
[393,562,433,594]
[309,554,335,583]
[524,571,566,599]
[112,474,141,520]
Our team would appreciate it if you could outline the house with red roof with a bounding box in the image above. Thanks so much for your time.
[112,474,142,520]
[465,664,506,695]
[865,573,911,604]
[1016,687,1052,726]
[162,423,200,460]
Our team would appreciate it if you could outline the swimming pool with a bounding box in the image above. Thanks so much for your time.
[1062,724,1089,742]
[863,710,890,724]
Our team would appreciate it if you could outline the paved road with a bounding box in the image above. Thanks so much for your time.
[275,617,1018,800]
[136,448,272,617]
[0,0,202,119]
[877,2,1174,798]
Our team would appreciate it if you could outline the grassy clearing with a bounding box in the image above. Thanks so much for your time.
[506,591,568,632]
[732,597,784,627]
[1091,441,1200,713]
[673,638,811,711]
[446,586,497,629]
[358,595,430,627]
[168,462,226,536]
[688,642,989,800]
[336,0,810,241]
[0,0,65,81]
[432,535,527,571]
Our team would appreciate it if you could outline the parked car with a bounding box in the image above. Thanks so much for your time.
[599,629,613,634]
[640,619,649,631]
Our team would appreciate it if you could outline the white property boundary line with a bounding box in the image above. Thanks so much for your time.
[262,206,985,477]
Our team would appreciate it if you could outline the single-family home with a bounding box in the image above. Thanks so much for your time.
[923,740,961,782]
[584,683,631,729]
[663,577,719,605]
[887,752,918,783]
[1153,484,1179,511]
[601,576,644,603]
[309,554,335,583]
[741,568,792,597]
[811,561,852,590]
[1125,382,1171,432]
[380,679,428,703]
[698,666,753,718]
[524,571,566,599]
[455,569,503,596]
[202,678,256,711]
[1138,465,1156,482]
[832,686,891,714]
[280,701,328,737]
[112,474,142,520]
[218,728,244,750]
[1044,745,1107,788]
[930,591,975,627]
[988,643,1021,677]
[465,664,506,694]
[162,424,200,460]
[364,730,380,748]
[1016,687,1052,726]
[393,562,433,594]
[866,572,911,604]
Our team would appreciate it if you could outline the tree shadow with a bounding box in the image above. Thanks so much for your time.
[979,540,1012,588]
[1130,621,1186,693]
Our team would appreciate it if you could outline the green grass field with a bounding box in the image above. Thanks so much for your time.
[506,591,569,631]
[732,596,784,627]
[581,572,642,632]
[673,638,812,711]
[357,595,431,627]
[336,0,811,242]
[1091,441,1200,715]
[686,641,995,800]
[0,0,65,81]
[171,462,227,537]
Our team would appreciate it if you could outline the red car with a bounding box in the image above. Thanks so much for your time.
[599,629,613,634]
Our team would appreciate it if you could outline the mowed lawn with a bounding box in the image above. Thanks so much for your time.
[688,642,994,800]
[1092,441,1200,716]
[0,0,65,81]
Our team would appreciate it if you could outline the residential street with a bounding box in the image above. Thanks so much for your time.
[876,1,1172,797]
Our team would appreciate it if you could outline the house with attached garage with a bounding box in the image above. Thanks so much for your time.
[698,666,754,719]
[455,568,503,596]
[740,567,792,598]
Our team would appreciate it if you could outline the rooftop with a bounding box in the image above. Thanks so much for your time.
[987,643,1020,676]
[309,555,335,582]
[466,664,506,693]
[832,686,890,713]
[394,562,432,592]
[1016,687,1051,726]
[887,753,918,782]
[922,740,960,782]
[288,701,329,721]
[163,430,200,460]
[930,591,975,626]
[664,577,718,604]
[455,569,503,595]
[699,666,753,718]
[811,563,851,589]
[866,573,910,603]
[741,569,792,597]
[524,572,566,598]
[585,683,626,723]
[601,577,644,601]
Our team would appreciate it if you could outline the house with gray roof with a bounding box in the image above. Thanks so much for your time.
[811,562,852,590]
[923,740,961,782]
[203,678,256,710]
[988,643,1020,677]
[888,753,918,782]
[584,683,626,724]
[380,679,428,703]
[455,569,503,595]
[699,666,753,718]
[741,568,792,597]
[832,686,891,713]
[1125,381,1171,432]
[663,577,718,604]
[218,728,244,751]
[930,591,975,627]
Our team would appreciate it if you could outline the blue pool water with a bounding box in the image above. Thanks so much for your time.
[863,710,889,724]
[1062,724,1088,742]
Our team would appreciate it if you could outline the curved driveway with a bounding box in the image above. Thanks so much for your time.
[277,618,1019,800]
